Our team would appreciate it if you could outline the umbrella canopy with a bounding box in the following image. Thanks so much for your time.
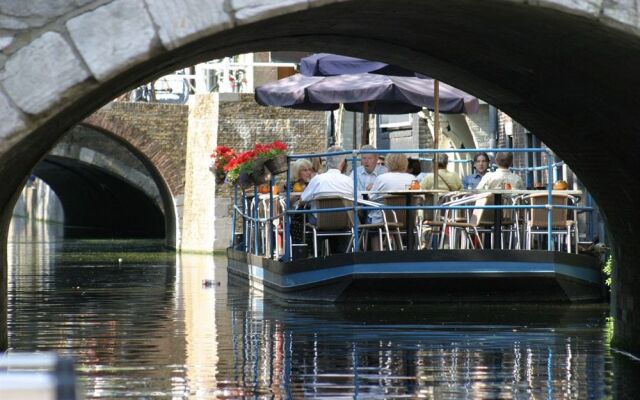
[255,72,479,114]
[254,73,338,111]
[299,53,419,77]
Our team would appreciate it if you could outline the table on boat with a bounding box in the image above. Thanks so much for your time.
[363,189,448,250]
[460,189,583,249]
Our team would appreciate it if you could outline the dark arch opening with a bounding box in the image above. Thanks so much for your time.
[78,122,179,247]
[33,156,164,238]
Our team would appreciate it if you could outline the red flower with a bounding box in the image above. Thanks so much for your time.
[271,140,287,152]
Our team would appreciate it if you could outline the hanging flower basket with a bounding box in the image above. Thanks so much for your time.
[238,171,253,189]
[250,158,271,185]
[264,154,288,175]
[214,170,226,185]
[210,146,236,185]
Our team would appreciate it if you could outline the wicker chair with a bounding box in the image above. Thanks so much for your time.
[306,196,355,257]
[357,197,403,251]
[524,193,578,253]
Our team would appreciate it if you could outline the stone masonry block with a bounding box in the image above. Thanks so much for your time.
[0,35,13,51]
[66,0,158,81]
[0,1,94,19]
[0,15,28,29]
[231,0,308,25]
[528,0,603,17]
[602,0,640,30]
[0,31,90,115]
[0,89,27,140]
[145,0,233,50]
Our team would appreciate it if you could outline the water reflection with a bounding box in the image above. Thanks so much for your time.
[224,283,619,399]
[7,221,640,399]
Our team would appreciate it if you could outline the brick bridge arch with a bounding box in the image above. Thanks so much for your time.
[1,0,640,353]
[82,104,188,248]
[83,104,187,197]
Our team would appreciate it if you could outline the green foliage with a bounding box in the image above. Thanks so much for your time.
[603,254,613,288]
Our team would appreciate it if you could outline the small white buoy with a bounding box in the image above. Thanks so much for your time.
[118,258,123,264]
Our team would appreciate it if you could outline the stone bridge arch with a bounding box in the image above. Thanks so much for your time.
[1,0,640,353]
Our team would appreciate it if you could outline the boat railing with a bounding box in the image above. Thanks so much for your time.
[230,148,594,261]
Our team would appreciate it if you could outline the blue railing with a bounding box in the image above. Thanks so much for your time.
[230,148,594,261]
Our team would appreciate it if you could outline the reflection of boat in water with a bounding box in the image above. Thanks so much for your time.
[222,279,612,399]
[227,248,603,302]
[227,148,603,303]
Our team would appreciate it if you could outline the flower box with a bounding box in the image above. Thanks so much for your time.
[264,153,288,175]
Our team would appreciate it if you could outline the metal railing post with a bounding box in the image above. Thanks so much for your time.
[546,151,553,251]
[284,157,292,261]
[253,184,259,255]
[269,175,275,259]
[352,150,359,252]
[231,185,238,248]
[242,188,247,251]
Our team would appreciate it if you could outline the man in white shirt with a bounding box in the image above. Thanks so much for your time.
[300,146,354,254]
[350,144,387,192]
[476,152,524,189]
[300,146,353,202]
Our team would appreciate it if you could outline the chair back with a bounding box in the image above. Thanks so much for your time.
[382,194,424,228]
[469,193,492,227]
[314,197,354,230]
[527,193,568,228]
[475,194,516,226]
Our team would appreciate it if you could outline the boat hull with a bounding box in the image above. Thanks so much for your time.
[226,248,604,302]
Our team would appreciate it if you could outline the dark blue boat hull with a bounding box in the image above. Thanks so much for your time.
[227,249,604,302]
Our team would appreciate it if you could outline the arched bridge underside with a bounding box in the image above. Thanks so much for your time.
[34,156,165,239]
[0,0,639,353]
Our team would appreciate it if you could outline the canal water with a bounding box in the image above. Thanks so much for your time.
[6,220,640,399]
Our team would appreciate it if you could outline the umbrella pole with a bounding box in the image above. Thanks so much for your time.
[352,108,357,149]
[433,80,440,189]
[362,101,369,146]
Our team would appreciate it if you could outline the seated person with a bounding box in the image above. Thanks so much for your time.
[462,152,490,189]
[288,158,314,193]
[300,146,354,253]
[311,156,324,175]
[407,158,422,177]
[301,146,353,202]
[476,152,524,189]
[408,158,428,181]
[368,153,415,225]
[350,144,387,192]
[420,154,462,191]
[287,158,314,244]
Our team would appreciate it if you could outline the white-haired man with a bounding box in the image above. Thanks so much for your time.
[301,146,353,202]
[350,144,387,192]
